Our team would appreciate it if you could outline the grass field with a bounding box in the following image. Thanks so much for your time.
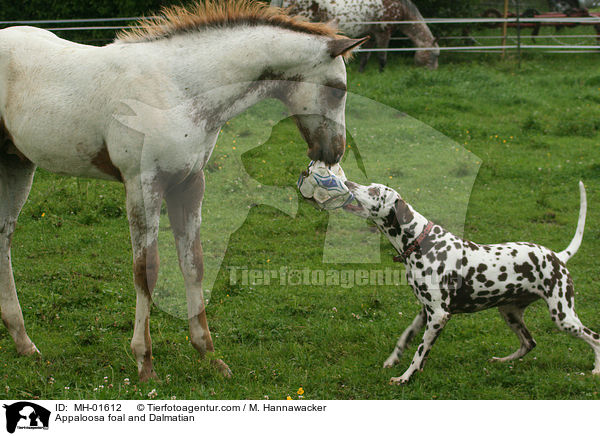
[2,51,600,400]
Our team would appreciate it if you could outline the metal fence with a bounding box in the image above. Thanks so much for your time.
[1,16,599,54]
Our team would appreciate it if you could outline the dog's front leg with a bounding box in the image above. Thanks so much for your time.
[383,307,426,368]
[390,309,450,384]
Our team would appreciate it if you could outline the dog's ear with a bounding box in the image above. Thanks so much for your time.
[382,198,413,229]
[394,198,414,225]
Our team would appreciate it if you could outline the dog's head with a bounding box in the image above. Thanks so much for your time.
[343,181,415,231]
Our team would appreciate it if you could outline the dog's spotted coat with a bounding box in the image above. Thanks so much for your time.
[344,181,600,384]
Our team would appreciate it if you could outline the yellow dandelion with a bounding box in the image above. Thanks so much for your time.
[267,259,270,263]
[286,396,292,400]
[232,146,236,150]
[41,213,45,217]
[297,387,304,395]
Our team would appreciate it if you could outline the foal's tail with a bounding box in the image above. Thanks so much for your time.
[557,181,587,264]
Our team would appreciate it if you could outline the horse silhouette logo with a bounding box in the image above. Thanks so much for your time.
[3,402,50,433]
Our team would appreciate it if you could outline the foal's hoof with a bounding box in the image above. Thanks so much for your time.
[139,368,159,383]
[17,342,40,356]
[212,359,232,378]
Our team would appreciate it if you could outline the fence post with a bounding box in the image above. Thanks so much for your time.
[502,0,509,58]
[516,0,522,67]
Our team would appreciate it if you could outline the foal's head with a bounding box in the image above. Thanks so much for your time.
[282,37,368,165]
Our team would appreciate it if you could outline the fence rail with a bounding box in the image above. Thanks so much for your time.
[1,16,600,25]
[0,16,597,54]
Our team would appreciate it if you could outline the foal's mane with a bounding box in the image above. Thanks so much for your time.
[118,0,343,43]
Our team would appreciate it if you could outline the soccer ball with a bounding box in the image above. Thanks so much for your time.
[297,161,354,209]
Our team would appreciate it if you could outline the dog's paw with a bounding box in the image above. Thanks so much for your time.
[383,356,399,368]
[389,376,410,385]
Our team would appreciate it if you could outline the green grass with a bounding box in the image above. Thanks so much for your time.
[2,52,600,400]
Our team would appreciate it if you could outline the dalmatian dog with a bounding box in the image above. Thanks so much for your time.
[343,180,600,384]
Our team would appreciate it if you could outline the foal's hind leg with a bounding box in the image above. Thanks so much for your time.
[165,171,231,377]
[125,176,162,382]
[0,153,37,355]
[491,304,537,362]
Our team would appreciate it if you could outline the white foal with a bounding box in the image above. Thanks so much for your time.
[0,0,366,381]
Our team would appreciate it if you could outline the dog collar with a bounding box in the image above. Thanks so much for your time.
[393,221,434,263]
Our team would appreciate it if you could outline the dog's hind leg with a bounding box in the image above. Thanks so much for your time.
[383,307,426,368]
[491,304,536,363]
[0,151,38,355]
[390,309,450,384]
[547,287,600,375]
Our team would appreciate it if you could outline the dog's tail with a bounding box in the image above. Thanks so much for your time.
[557,181,587,264]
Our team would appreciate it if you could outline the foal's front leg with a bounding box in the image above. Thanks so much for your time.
[390,309,450,385]
[125,177,162,382]
[0,156,38,355]
[166,171,231,377]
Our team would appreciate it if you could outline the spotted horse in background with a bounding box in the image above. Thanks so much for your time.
[278,0,439,71]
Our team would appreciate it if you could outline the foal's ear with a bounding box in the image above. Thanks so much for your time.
[328,36,370,58]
